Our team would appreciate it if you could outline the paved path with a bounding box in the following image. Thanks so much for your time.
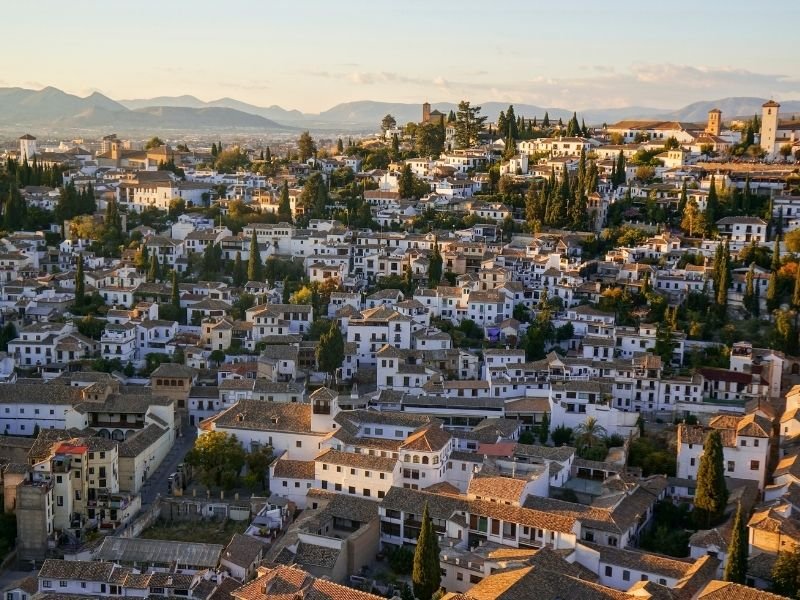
[140,422,196,506]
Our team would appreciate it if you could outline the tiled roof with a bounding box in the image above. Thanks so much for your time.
[697,581,787,600]
[315,448,396,472]
[222,533,267,569]
[271,458,315,480]
[209,400,315,435]
[468,474,527,504]
[399,425,451,452]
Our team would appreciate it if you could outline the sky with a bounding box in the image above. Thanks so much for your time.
[4,0,800,113]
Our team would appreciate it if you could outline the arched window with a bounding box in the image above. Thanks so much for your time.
[422,456,429,465]
[412,455,420,464]
[404,454,410,462]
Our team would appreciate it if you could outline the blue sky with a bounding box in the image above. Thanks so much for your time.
[5,0,799,112]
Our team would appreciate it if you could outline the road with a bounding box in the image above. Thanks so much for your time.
[140,421,196,506]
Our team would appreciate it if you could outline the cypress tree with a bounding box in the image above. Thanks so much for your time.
[716,252,729,312]
[148,253,159,283]
[744,263,756,316]
[793,261,800,310]
[693,430,729,529]
[247,230,263,282]
[412,502,441,600]
[766,271,779,311]
[74,253,85,307]
[265,146,271,162]
[772,236,781,272]
[542,111,550,128]
[705,176,718,233]
[723,502,748,583]
[429,238,443,288]
[678,180,688,215]
[233,251,245,287]
[615,151,626,186]
[137,244,149,272]
[278,181,292,222]
[171,270,180,309]
[538,412,549,444]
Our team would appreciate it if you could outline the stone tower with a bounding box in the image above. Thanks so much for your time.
[761,100,780,155]
[18,134,37,160]
[706,108,721,136]
[422,102,431,124]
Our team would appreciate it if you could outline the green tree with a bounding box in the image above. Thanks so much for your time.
[170,270,180,309]
[705,176,719,234]
[412,502,442,600]
[316,322,345,377]
[297,131,316,162]
[743,263,758,317]
[538,412,549,444]
[766,271,779,311]
[693,430,729,528]
[793,262,800,310]
[74,253,86,307]
[381,114,397,132]
[0,322,17,351]
[145,136,164,150]
[772,236,782,272]
[247,231,262,282]
[278,180,292,222]
[723,502,748,583]
[575,416,606,452]
[454,101,487,149]
[772,547,800,598]
[680,198,705,237]
[148,253,160,283]
[416,122,445,158]
[399,164,415,199]
[429,239,443,287]
[232,251,246,287]
[184,431,246,490]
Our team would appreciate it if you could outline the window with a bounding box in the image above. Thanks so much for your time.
[457,572,463,581]
[750,460,760,471]
[605,566,613,577]
[740,440,747,447]
[622,570,630,582]
[754,439,759,447]
[727,461,735,473]
[42,581,52,589]
[296,441,302,448]
[641,575,649,582]
[348,486,356,494]
[59,582,68,588]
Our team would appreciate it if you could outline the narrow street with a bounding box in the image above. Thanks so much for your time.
[140,422,196,506]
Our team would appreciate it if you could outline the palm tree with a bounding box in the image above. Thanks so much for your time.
[575,416,606,450]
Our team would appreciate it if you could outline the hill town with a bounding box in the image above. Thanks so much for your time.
[1,94,800,600]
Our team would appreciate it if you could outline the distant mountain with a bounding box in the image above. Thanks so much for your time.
[661,97,800,122]
[121,95,306,124]
[119,95,209,109]
[5,86,800,134]
[0,87,295,132]
[0,87,127,122]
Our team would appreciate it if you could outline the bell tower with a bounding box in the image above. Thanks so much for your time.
[705,108,721,136]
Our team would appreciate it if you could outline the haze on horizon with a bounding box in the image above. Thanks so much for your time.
[5,0,800,113]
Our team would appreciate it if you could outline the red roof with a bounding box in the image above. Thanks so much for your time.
[56,443,87,455]
[698,368,752,385]
[477,441,516,457]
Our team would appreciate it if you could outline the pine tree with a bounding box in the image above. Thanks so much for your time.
[74,253,85,307]
[429,239,443,287]
[399,164,415,199]
[723,502,748,583]
[412,502,441,600]
[248,231,263,282]
[693,430,729,528]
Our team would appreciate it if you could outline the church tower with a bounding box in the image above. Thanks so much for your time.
[422,102,431,124]
[761,100,780,155]
[705,108,721,136]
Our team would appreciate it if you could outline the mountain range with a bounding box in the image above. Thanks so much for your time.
[2,86,799,135]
